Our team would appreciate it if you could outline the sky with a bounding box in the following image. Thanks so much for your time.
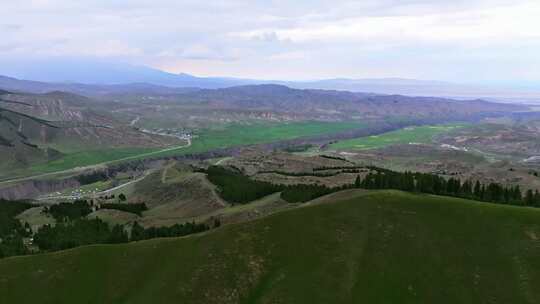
[1,0,540,84]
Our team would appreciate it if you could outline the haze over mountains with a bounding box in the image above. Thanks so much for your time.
[1,60,540,102]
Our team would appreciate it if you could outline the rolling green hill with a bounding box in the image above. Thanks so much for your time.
[2,190,540,303]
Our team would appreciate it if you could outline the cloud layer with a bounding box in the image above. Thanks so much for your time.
[1,0,539,83]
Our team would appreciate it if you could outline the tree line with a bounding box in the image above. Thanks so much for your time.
[280,167,535,206]
[1,199,206,257]
[33,219,210,252]
[100,202,148,216]
[358,168,528,206]
[44,198,148,220]
[206,165,347,204]
[206,165,538,207]
[33,218,127,251]
[45,200,93,221]
[281,184,335,203]
[205,166,282,204]
[130,221,209,242]
[258,170,339,177]
[0,200,32,258]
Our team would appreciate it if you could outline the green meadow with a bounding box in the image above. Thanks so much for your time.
[173,120,365,154]
[329,124,467,150]
[31,148,157,172]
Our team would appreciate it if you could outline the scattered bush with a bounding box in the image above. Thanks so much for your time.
[100,203,148,216]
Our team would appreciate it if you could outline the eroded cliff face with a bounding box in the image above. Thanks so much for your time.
[0,159,166,200]
[0,178,80,200]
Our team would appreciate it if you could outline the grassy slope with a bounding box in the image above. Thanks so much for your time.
[3,190,540,303]
[329,124,467,150]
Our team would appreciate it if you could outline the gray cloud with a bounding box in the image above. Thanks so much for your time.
[0,0,538,83]
[2,24,23,31]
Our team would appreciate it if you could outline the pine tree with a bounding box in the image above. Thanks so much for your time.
[462,180,472,198]
[503,187,510,204]
[474,181,482,199]
[108,225,128,243]
[513,185,522,204]
[525,189,535,206]
[534,190,540,207]
[130,221,145,242]
[355,175,361,188]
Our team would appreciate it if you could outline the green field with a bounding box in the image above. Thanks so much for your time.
[28,147,158,174]
[142,121,366,159]
[11,121,364,178]
[167,121,366,156]
[329,124,467,150]
[2,190,540,303]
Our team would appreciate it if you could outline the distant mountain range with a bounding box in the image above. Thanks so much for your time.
[0,75,199,97]
[0,59,248,89]
[0,60,539,101]
[172,84,525,121]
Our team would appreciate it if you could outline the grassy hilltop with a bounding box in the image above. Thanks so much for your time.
[2,190,540,303]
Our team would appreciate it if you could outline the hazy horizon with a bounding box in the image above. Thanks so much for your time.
[1,1,540,86]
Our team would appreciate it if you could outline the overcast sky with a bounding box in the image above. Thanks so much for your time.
[1,0,539,83]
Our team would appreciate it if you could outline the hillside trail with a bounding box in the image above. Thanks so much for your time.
[97,171,152,195]
[214,157,232,166]
[130,115,140,126]
[161,161,178,183]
